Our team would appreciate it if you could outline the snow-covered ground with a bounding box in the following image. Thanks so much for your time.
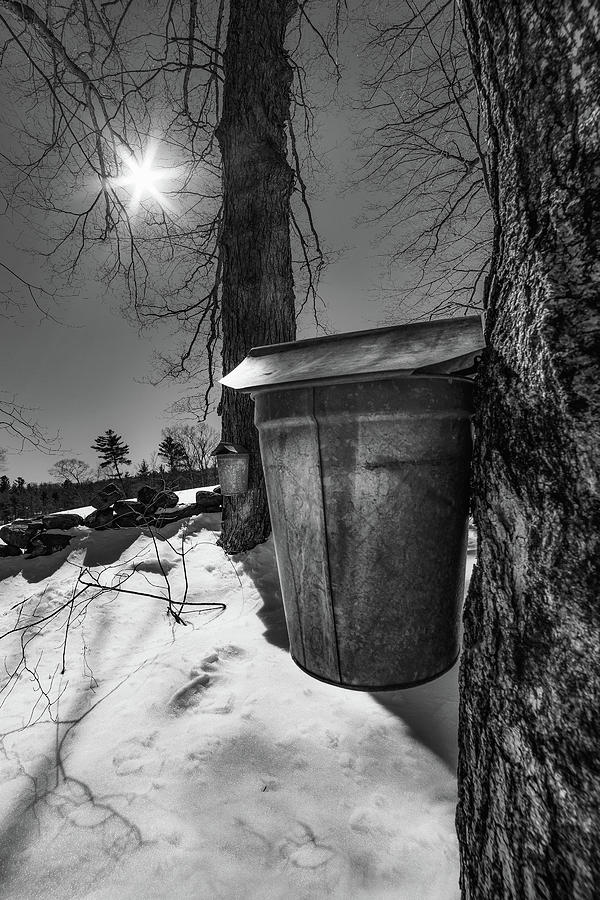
[0,489,475,899]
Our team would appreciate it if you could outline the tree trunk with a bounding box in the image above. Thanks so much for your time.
[216,0,297,554]
[456,1,600,896]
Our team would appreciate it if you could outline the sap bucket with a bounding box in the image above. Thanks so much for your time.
[210,442,250,496]
[221,316,484,690]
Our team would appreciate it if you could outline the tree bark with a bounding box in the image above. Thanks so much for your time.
[456,1,600,897]
[216,0,297,554]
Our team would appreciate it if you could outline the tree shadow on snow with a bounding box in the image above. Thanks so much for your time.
[0,742,59,892]
[0,681,97,891]
[0,615,144,896]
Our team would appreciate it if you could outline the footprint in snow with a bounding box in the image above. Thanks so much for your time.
[168,645,246,714]
[167,672,211,710]
[192,652,219,672]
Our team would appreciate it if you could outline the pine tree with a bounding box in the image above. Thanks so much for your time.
[137,459,150,479]
[0,475,9,492]
[157,436,188,472]
[91,429,131,490]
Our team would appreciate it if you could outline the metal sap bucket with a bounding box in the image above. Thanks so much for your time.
[222,317,483,690]
[210,443,250,496]
[254,376,473,689]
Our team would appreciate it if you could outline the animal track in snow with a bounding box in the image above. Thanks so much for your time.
[168,645,247,714]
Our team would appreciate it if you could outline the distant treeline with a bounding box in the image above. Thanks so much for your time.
[0,467,218,524]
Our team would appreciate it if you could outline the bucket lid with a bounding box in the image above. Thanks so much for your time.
[221,315,484,393]
[210,442,249,456]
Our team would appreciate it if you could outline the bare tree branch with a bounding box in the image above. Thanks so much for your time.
[353,0,492,318]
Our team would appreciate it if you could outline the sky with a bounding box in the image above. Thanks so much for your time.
[0,3,413,485]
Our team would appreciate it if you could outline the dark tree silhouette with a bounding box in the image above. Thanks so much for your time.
[162,423,219,472]
[157,435,188,472]
[137,459,150,479]
[48,458,91,485]
[91,429,131,490]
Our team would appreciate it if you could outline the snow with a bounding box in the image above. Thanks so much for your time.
[0,491,475,899]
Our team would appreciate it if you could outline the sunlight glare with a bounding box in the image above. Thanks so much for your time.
[112,143,176,212]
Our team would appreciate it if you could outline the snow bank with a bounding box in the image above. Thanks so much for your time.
[0,499,474,899]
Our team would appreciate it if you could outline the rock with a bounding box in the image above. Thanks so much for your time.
[42,512,84,530]
[195,492,223,512]
[113,513,145,528]
[113,501,145,528]
[26,532,71,557]
[84,507,114,530]
[0,544,22,557]
[137,485,158,507]
[153,502,200,527]
[153,495,221,527]
[145,490,179,514]
[93,482,123,509]
[113,499,144,515]
[114,499,144,511]
[0,520,45,549]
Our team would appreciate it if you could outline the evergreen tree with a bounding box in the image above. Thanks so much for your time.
[157,436,188,472]
[137,459,150,479]
[91,429,131,489]
[0,475,9,492]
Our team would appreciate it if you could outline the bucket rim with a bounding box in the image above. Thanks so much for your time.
[249,371,475,396]
[290,652,460,692]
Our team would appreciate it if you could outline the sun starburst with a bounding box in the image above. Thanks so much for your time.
[111,143,177,212]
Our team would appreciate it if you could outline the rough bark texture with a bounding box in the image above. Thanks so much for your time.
[216,0,297,553]
[456,1,600,897]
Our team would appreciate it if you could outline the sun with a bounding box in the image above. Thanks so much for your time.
[111,143,176,212]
